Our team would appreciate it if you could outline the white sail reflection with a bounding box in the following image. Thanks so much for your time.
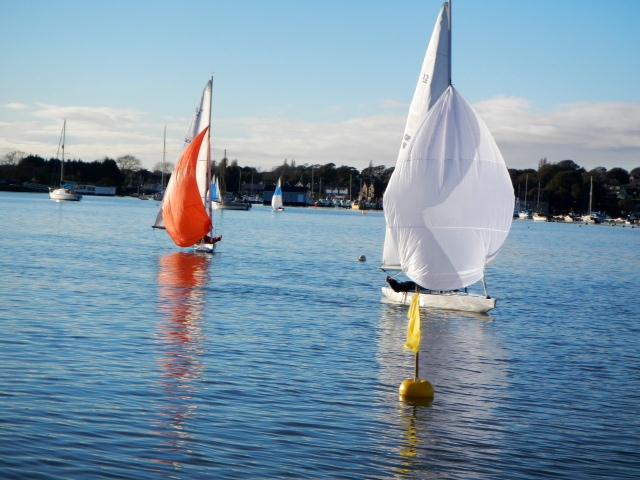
[153,252,210,467]
[376,305,508,474]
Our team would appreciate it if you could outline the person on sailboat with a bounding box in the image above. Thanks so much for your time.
[386,276,462,295]
[202,234,222,245]
[386,276,425,293]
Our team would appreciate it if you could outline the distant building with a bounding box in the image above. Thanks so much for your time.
[263,183,310,206]
[75,185,116,196]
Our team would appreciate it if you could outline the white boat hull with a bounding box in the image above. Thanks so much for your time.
[193,242,217,254]
[212,201,251,211]
[49,188,82,201]
[381,287,495,313]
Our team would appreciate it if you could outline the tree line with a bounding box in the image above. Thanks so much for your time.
[510,159,639,217]
[1,150,638,216]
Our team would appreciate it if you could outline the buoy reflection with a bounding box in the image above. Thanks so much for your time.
[376,304,507,474]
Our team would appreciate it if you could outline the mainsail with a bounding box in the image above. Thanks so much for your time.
[188,80,213,207]
[271,177,283,210]
[381,3,451,270]
[383,86,514,291]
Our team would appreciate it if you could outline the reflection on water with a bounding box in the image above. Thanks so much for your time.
[154,252,211,468]
[377,304,508,477]
[3,194,639,478]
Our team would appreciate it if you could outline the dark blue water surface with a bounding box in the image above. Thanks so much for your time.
[1,192,638,479]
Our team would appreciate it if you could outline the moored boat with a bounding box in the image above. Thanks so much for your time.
[49,120,82,202]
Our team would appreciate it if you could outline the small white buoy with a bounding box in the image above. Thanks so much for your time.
[357,255,366,262]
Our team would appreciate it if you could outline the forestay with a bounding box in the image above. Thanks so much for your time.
[381,3,450,270]
[383,86,514,291]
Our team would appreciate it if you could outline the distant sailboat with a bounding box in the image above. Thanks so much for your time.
[271,176,284,211]
[518,173,531,219]
[582,176,600,224]
[532,178,547,221]
[153,79,221,253]
[49,120,82,202]
[211,150,251,211]
[210,174,220,203]
[381,1,514,313]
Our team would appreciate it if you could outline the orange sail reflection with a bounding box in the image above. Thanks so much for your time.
[154,252,210,464]
[157,252,209,379]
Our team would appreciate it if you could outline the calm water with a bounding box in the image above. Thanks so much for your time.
[0,192,638,479]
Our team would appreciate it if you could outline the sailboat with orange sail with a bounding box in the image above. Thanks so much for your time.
[153,79,221,253]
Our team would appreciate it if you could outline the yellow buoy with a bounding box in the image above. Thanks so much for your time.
[399,378,434,401]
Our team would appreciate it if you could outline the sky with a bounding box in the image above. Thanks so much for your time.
[1,0,639,172]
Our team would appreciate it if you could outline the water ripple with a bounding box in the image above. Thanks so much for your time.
[0,195,639,478]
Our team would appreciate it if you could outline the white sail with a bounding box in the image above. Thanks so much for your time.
[210,175,219,202]
[384,86,514,291]
[271,177,283,210]
[154,80,212,230]
[381,2,450,270]
[188,80,212,205]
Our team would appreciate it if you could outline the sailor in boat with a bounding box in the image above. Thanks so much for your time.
[386,276,421,293]
[202,234,222,245]
[385,276,465,295]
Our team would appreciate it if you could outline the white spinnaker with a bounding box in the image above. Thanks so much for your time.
[382,3,450,269]
[384,86,514,291]
[271,177,283,210]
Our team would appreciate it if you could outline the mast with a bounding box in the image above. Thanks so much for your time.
[588,176,593,215]
[60,120,66,185]
[448,0,452,86]
[207,76,213,237]
[536,178,541,211]
[161,125,166,191]
[524,174,528,210]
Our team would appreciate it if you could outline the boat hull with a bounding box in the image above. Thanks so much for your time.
[49,188,82,201]
[212,201,251,211]
[193,242,217,254]
[381,287,495,313]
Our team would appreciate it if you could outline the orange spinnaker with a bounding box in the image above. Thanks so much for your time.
[162,127,211,247]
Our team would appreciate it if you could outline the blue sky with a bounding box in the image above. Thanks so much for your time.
[1,0,639,170]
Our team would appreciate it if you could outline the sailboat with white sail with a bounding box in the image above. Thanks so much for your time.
[518,173,531,219]
[532,178,547,221]
[271,176,284,211]
[210,174,220,204]
[381,1,514,314]
[211,150,251,211]
[49,120,82,202]
[152,78,221,253]
[581,176,600,224]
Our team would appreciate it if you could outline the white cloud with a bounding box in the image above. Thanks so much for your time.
[1,97,638,171]
[474,97,640,169]
[5,102,29,110]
